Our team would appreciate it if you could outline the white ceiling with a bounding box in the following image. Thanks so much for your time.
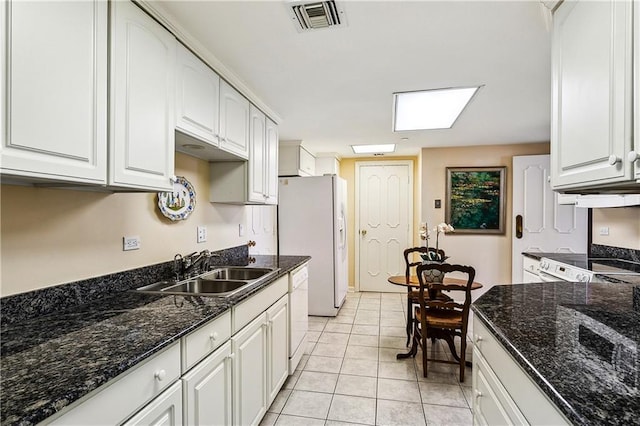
[154,1,553,158]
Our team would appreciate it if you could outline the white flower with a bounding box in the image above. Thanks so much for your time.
[418,223,429,240]
[437,222,454,233]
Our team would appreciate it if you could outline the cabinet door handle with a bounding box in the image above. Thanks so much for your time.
[210,332,219,341]
[475,390,483,398]
[515,215,523,239]
[475,335,483,343]
[628,151,640,163]
[361,229,367,236]
[608,154,622,165]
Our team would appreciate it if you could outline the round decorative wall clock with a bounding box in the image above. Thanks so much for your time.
[157,176,196,221]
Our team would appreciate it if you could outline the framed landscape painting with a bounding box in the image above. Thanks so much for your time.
[445,167,506,234]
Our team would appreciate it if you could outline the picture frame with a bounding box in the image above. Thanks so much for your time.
[445,166,506,234]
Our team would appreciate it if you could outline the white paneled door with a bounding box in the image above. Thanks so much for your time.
[357,161,413,293]
[512,155,588,282]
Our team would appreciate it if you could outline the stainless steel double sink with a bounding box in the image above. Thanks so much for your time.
[136,267,279,297]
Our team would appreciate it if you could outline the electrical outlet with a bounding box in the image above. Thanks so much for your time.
[123,236,141,251]
[239,224,244,237]
[197,226,207,243]
[599,227,610,236]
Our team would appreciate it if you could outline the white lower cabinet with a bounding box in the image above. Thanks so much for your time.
[267,295,289,405]
[47,274,292,426]
[123,381,183,426]
[49,343,181,425]
[182,341,233,426]
[233,312,268,426]
[472,317,569,425]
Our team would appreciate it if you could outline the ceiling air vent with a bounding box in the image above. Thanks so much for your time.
[288,1,346,32]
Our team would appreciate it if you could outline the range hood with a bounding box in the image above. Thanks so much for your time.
[575,194,640,208]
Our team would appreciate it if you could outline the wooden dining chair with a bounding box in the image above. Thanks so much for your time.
[413,262,476,382]
[402,247,447,345]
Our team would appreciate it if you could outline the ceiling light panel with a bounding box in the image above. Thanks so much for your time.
[351,144,396,154]
[393,86,480,131]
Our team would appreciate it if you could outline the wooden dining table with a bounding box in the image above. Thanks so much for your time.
[387,274,483,363]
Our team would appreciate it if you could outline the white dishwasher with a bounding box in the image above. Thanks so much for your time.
[288,263,308,373]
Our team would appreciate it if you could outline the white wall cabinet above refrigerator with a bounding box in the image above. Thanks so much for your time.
[551,0,639,192]
[278,141,316,177]
[0,0,108,185]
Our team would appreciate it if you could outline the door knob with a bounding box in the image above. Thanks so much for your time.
[361,229,367,236]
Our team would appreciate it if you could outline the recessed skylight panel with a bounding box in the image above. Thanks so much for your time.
[351,144,396,154]
[393,87,480,131]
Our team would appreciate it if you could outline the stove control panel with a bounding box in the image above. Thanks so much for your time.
[540,258,594,282]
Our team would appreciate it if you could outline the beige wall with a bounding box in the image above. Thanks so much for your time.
[0,153,277,296]
[339,156,421,289]
[421,143,550,289]
[592,208,640,249]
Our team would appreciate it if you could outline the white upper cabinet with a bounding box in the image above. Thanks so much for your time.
[210,105,278,205]
[551,0,637,191]
[110,1,176,191]
[175,43,220,148]
[248,105,279,204]
[278,142,315,177]
[265,118,279,204]
[1,0,108,184]
[249,105,267,203]
[219,80,250,159]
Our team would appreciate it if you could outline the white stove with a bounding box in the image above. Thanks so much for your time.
[539,256,640,283]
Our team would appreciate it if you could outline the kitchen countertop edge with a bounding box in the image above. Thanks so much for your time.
[471,306,583,425]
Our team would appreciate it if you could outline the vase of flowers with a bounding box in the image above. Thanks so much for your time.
[419,222,454,283]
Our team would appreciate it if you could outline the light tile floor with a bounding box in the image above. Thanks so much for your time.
[261,292,474,426]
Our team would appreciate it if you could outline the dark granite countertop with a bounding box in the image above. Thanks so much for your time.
[0,254,310,426]
[472,281,639,425]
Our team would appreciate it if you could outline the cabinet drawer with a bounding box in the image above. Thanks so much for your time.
[473,318,569,425]
[49,342,181,425]
[181,310,231,372]
[122,381,183,426]
[522,256,540,276]
[473,349,527,425]
[233,276,287,334]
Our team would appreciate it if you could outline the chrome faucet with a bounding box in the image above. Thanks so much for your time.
[173,253,184,280]
[183,250,212,278]
[174,250,220,280]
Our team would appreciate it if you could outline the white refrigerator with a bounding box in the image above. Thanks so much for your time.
[278,175,348,316]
